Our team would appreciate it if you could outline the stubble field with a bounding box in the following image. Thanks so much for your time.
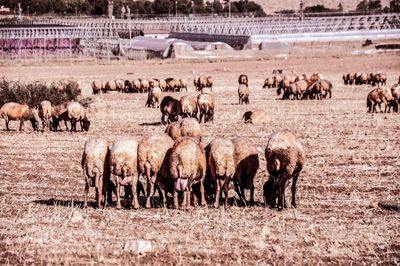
[0,54,399,264]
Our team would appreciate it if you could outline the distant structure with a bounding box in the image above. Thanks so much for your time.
[17,2,22,21]
[121,5,126,19]
[107,0,114,19]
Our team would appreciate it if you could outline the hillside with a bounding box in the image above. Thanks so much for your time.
[252,0,391,14]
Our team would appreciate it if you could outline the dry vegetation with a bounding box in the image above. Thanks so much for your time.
[0,53,399,264]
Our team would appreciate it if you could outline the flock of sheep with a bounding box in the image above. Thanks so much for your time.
[82,119,305,211]
[0,100,90,132]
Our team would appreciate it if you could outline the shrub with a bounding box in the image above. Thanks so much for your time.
[0,78,82,108]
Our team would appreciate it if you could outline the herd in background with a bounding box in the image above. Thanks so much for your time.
[82,117,305,211]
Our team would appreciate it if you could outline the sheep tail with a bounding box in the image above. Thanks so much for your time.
[274,159,281,172]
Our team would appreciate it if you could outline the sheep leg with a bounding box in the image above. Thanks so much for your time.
[158,185,167,208]
[131,173,140,209]
[145,173,153,209]
[277,174,286,211]
[200,178,206,207]
[199,111,203,123]
[181,189,187,210]
[96,177,103,209]
[234,181,246,207]
[291,172,299,208]
[19,120,24,131]
[5,119,9,131]
[223,179,230,208]
[249,182,255,206]
[115,176,121,209]
[173,188,179,209]
[84,181,89,208]
[185,190,191,211]
[214,180,220,209]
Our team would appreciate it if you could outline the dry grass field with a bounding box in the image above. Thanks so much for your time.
[0,53,399,264]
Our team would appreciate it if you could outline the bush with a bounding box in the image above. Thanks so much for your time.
[0,78,82,108]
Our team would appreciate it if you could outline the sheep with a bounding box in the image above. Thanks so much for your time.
[373,73,387,86]
[357,72,368,85]
[303,79,332,100]
[131,79,141,93]
[238,74,248,86]
[273,75,283,88]
[159,79,167,92]
[277,76,292,96]
[140,79,150,93]
[197,92,216,123]
[342,74,348,85]
[165,118,202,144]
[310,72,323,82]
[149,79,159,89]
[238,84,250,104]
[180,95,198,119]
[206,76,213,89]
[390,84,399,112]
[67,101,90,132]
[81,138,110,208]
[179,79,188,92]
[50,102,69,131]
[0,102,40,131]
[262,77,274,89]
[367,87,395,113]
[146,86,161,108]
[39,100,52,131]
[91,81,103,95]
[124,80,132,93]
[115,79,125,92]
[242,109,270,124]
[169,137,207,210]
[165,78,180,92]
[108,137,140,209]
[264,130,305,211]
[105,80,117,92]
[232,138,259,206]
[194,75,212,91]
[138,134,174,208]
[284,80,308,100]
[160,96,181,124]
[205,138,236,208]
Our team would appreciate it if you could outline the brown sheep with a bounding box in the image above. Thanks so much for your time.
[138,134,174,208]
[264,130,305,211]
[373,73,387,86]
[277,77,292,96]
[82,138,110,208]
[115,79,125,92]
[310,72,323,82]
[206,76,213,89]
[205,138,236,208]
[131,79,141,93]
[179,79,188,92]
[303,79,332,100]
[159,79,167,92]
[242,109,270,124]
[197,92,216,123]
[273,75,283,88]
[194,75,208,91]
[51,102,69,131]
[262,77,274,89]
[39,100,52,131]
[140,79,150,93]
[108,137,140,209]
[180,95,198,119]
[169,137,207,210]
[367,87,395,113]
[105,80,117,92]
[342,74,348,85]
[238,74,248,86]
[0,102,40,131]
[390,84,399,112]
[91,81,103,95]
[284,80,308,100]
[238,84,250,104]
[146,86,161,108]
[165,78,180,92]
[67,101,90,132]
[160,96,181,124]
[232,138,259,206]
[124,80,132,92]
[165,118,202,144]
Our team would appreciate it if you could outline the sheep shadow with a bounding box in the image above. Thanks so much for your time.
[33,198,86,208]
[138,122,162,127]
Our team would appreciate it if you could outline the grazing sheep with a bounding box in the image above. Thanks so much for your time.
[342,74,348,85]
[0,102,40,131]
[91,81,103,95]
[242,109,270,124]
[51,102,69,131]
[131,79,141,93]
[159,79,167,92]
[105,80,117,92]
[180,95,198,119]
[197,92,216,123]
[39,100,52,131]
[179,79,188,92]
[160,96,181,124]
[138,134,174,208]
[115,79,125,92]
[238,84,250,104]
[82,138,110,208]
[390,84,399,112]
[373,73,387,86]
[238,74,248,86]
[165,118,202,144]
[285,80,308,100]
[169,137,207,210]
[149,79,159,89]
[367,87,395,113]
[124,80,132,92]
[264,130,305,211]
[277,77,292,96]
[303,79,332,100]
[232,138,259,206]
[67,101,90,132]
[273,75,283,88]
[206,138,236,208]
[140,79,150,93]
[165,78,180,92]
[108,137,140,209]
[310,72,323,82]
[206,76,213,89]
[146,86,161,108]
[262,77,274,89]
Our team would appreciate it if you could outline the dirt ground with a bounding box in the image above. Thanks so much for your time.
[0,53,399,264]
